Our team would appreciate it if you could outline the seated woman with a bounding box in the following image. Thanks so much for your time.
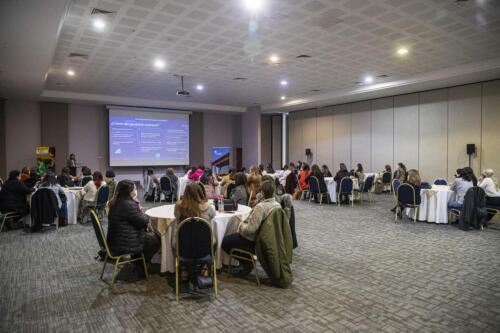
[165,168,179,198]
[24,167,40,188]
[478,169,500,221]
[334,163,351,203]
[173,182,216,248]
[144,168,160,201]
[187,166,203,182]
[299,163,310,190]
[258,164,267,176]
[222,180,282,275]
[321,165,332,177]
[231,172,249,205]
[105,169,117,199]
[220,168,236,198]
[58,167,75,187]
[247,166,262,206]
[354,163,365,189]
[279,164,291,187]
[0,170,35,218]
[106,180,160,273]
[309,164,328,203]
[266,163,275,174]
[200,169,219,199]
[394,162,407,182]
[78,171,106,222]
[448,167,476,210]
[80,166,93,186]
[20,167,31,183]
[394,169,422,215]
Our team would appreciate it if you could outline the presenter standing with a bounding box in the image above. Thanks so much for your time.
[67,153,77,177]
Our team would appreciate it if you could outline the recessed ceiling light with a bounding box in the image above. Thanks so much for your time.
[364,75,374,84]
[269,54,280,64]
[280,96,286,100]
[196,84,204,91]
[243,0,264,13]
[153,59,166,69]
[93,18,106,30]
[67,70,75,76]
[397,47,409,56]
[280,80,288,86]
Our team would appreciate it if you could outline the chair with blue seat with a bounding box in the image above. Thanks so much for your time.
[433,179,448,185]
[89,210,148,288]
[421,182,431,189]
[308,176,330,204]
[160,176,176,204]
[175,217,218,302]
[382,172,392,192]
[337,177,354,206]
[359,175,375,203]
[395,183,420,223]
[82,186,110,222]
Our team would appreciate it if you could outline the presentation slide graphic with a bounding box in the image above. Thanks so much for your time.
[211,147,230,168]
[109,114,189,166]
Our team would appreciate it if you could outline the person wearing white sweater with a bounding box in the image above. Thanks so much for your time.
[478,169,500,221]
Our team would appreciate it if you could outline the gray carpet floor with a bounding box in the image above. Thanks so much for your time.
[1,195,500,332]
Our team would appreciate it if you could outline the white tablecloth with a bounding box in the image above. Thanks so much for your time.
[406,185,454,223]
[177,177,190,199]
[325,177,336,203]
[63,188,81,225]
[146,202,252,273]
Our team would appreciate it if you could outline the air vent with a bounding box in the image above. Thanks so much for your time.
[377,74,389,78]
[233,77,248,81]
[310,89,321,92]
[296,54,312,58]
[56,82,69,87]
[68,52,89,60]
[90,7,115,15]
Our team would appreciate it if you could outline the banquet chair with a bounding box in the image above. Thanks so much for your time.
[382,172,392,192]
[160,176,176,204]
[0,211,20,233]
[90,210,148,288]
[392,179,401,204]
[433,179,448,185]
[337,177,354,207]
[421,182,431,189]
[395,183,420,223]
[86,186,110,221]
[175,217,217,302]
[359,176,374,203]
[308,176,330,204]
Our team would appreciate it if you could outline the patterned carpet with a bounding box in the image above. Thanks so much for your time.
[1,195,500,332]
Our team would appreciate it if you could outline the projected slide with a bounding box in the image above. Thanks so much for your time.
[109,108,189,166]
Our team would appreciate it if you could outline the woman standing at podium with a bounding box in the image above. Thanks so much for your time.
[67,153,77,177]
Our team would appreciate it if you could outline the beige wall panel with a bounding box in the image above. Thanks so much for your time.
[419,89,448,182]
[351,101,372,171]
[371,97,394,173]
[448,83,482,179]
[316,107,333,168]
[332,104,351,171]
[302,110,317,165]
[481,80,500,173]
[288,111,302,163]
[394,94,419,170]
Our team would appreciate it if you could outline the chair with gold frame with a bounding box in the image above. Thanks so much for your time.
[175,217,218,302]
[89,210,148,287]
[247,189,254,207]
[0,211,20,233]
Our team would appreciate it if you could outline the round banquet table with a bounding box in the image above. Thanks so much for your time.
[146,202,252,273]
[63,187,82,225]
[406,185,454,223]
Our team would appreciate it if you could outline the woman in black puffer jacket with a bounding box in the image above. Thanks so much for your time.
[107,180,160,268]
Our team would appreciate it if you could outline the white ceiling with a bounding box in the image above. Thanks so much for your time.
[3,0,500,111]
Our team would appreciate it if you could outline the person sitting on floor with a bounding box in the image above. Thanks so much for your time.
[478,168,500,222]
[106,180,160,274]
[222,180,282,275]
[0,170,35,219]
[448,167,476,210]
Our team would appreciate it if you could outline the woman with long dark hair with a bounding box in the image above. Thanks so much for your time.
[231,172,249,205]
[107,180,160,271]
